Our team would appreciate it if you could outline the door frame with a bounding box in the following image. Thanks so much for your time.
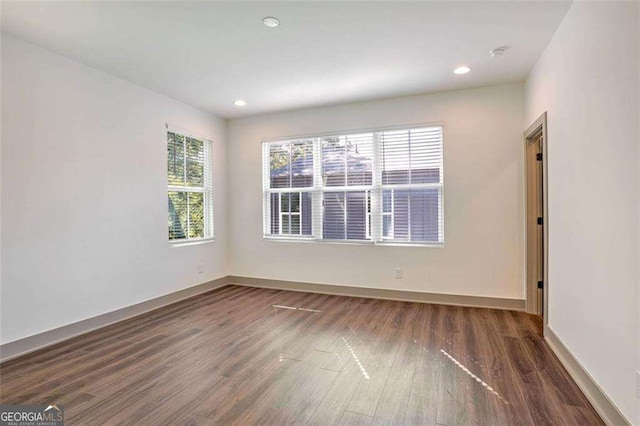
[524,112,549,325]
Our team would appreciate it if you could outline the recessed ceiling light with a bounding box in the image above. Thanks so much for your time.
[262,17,280,28]
[454,66,471,75]
[233,99,247,106]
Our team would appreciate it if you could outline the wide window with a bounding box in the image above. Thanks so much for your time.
[167,129,214,242]
[262,126,443,245]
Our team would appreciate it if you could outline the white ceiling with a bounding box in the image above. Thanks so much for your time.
[1,1,571,119]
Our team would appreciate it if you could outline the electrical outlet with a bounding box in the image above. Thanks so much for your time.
[197,263,204,274]
[395,268,403,279]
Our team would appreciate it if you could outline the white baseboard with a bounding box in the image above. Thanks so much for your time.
[228,275,525,311]
[0,276,229,363]
[544,325,631,426]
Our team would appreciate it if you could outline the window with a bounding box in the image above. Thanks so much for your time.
[265,139,314,237]
[167,129,214,242]
[262,126,443,245]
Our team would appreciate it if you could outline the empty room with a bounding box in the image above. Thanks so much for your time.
[0,1,638,425]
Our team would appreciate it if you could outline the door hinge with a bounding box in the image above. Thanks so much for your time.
[537,217,544,225]
[537,281,544,289]
[536,153,543,161]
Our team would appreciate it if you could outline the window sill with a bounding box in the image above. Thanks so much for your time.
[263,236,443,248]
[170,238,215,248]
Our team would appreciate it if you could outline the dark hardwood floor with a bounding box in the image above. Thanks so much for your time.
[0,285,602,425]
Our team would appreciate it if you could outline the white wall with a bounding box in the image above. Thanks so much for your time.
[0,35,229,344]
[0,33,3,345]
[525,2,638,423]
[227,84,525,300]
[636,4,640,424]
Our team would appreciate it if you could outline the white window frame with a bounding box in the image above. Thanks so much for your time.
[167,125,214,244]
[366,190,372,240]
[262,124,444,247]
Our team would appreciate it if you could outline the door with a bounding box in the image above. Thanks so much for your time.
[526,132,544,315]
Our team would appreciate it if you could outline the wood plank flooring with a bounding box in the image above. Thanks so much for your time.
[0,285,603,425]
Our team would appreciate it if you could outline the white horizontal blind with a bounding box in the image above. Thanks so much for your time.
[168,131,214,241]
[262,125,443,245]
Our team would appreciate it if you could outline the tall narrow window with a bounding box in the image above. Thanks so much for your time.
[167,129,214,242]
[262,126,443,246]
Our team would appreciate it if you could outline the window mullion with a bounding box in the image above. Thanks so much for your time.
[439,187,443,244]
[408,129,412,183]
[186,192,191,239]
[343,139,348,240]
[298,191,302,235]
[371,132,382,242]
[407,191,411,242]
[289,141,293,188]
[278,193,283,235]
[183,137,190,239]
[312,138,323,239]
[288,192,292,234]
